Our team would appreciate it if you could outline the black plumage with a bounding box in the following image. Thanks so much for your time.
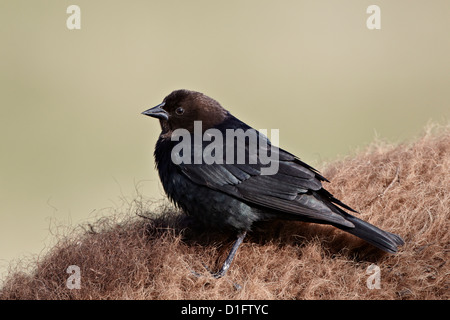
[142,89,404,277]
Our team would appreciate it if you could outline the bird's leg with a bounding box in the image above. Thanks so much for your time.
[211,231,247,279]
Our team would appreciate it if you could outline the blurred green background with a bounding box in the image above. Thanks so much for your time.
[1,0,449,279]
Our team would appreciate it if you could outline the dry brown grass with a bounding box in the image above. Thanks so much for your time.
[1,124,449,300]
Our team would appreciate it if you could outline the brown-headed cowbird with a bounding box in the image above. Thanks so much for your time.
[142,89,404,278]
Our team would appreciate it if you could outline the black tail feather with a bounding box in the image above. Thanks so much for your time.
[336,214,404,253]
[312,189,404,253]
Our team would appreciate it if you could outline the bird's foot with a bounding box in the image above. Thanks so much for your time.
[201,262,230,280]
[189,231,247,290]
[189,262,242,290]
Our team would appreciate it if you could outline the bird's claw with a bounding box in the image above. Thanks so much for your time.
[190,262,241,290]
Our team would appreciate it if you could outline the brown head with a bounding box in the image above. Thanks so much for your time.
[142,89,228,134]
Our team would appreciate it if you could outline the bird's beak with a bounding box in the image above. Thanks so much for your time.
[141,102,169,120]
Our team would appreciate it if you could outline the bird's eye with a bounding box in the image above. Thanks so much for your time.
[175,107,185,115]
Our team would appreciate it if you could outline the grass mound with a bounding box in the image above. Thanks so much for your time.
[1,124,448,299]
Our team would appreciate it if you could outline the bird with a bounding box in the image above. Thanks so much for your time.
[141,89,404,278]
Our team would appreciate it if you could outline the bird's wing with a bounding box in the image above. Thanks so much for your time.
[177,132,354,228]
